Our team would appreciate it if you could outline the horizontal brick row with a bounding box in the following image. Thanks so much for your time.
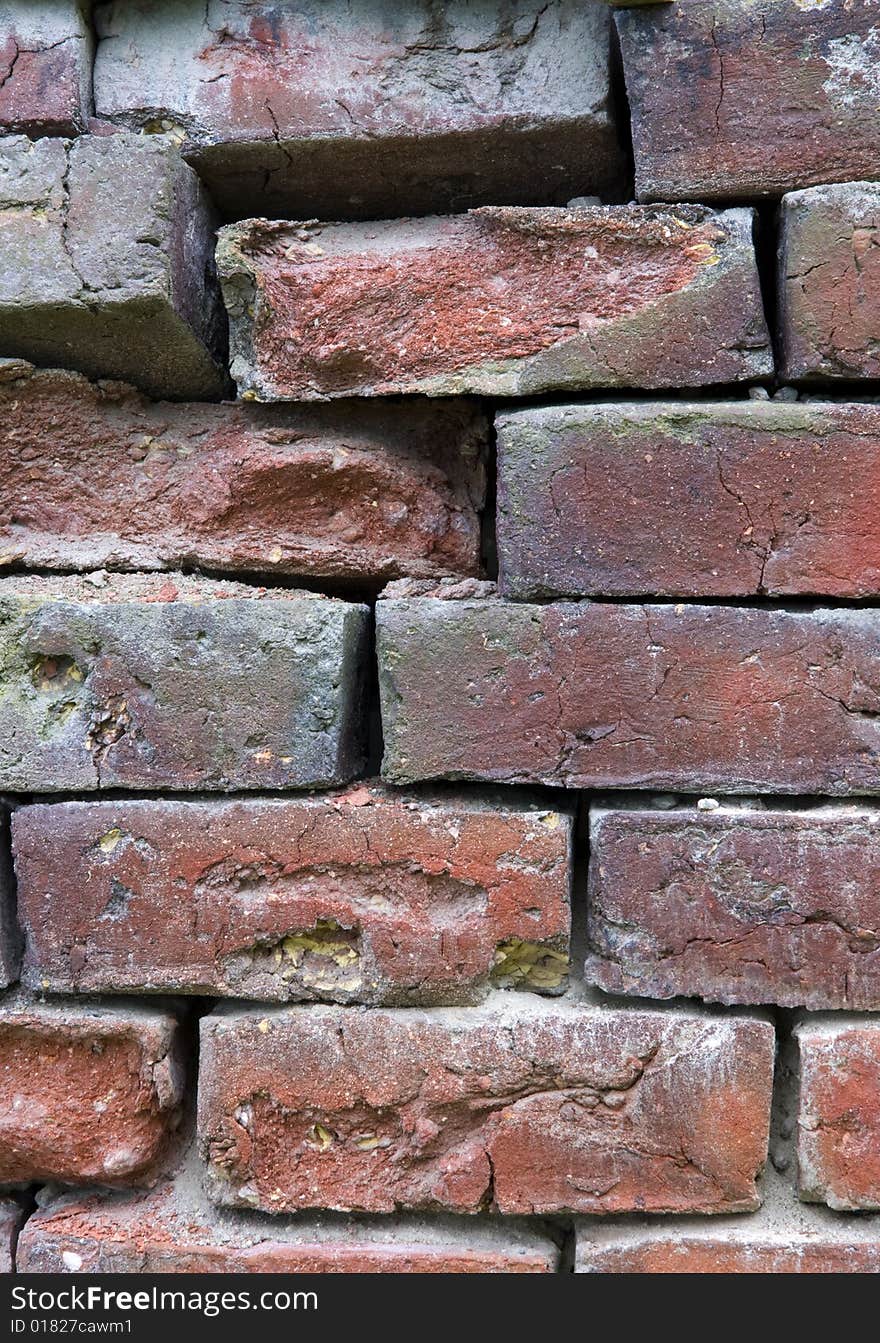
[12,787,572,1005]
[377,585,880,794]
[0,364,487,583]
[0,573,368,792]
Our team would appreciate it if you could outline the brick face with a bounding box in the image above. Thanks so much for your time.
[0,1198,22,1274]
[0,2,91,136]
[13,788,572,1005]
[796,1018,880,1211]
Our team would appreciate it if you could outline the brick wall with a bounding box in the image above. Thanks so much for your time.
[2,0,880,1275]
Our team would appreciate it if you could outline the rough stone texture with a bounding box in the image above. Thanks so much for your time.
[0,1,92,136]
[198,994,774,1216]
[216,205,771,402]
[0,364,487,582]
[0,1198,22,1273]
[0,993,184,1188]
[586,800,880,1011]
[13,787,572,1006]
[378,583,880,794]
[17,1147,558,1273]
[0,801,20,990]
[93,0,625,220]
[497,400,880,601]
[796,1017,880,1211]
[617,0,880,202]
[0,133,226,400]
[576,1170,880,1274]
[780,183,880,383]
[0,573,369,793]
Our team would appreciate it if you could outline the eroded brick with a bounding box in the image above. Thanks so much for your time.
[0,1198,22,1273]
[0,802,20,990]
[0,134,226,399]
[0,574,369,793]
[0,365,486,582]
[780,183,880,382]
[216,206,771,401]
[0,1,91,135]
[0,993,184,1188]
[617,0,880,201]
[14,787,572,1005]
[497,400,880,600]
[93,0,624,219]
[586,801,880,1010]
[198,995,774,1216]
[797,1017,880,1211]
[378,583,880,794]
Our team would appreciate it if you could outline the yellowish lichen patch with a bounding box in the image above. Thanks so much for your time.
[97,827,124,854]
[491,939,569,992]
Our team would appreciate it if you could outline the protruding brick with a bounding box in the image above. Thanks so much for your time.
[198,995,774,1216]
[93,0,625,219]
[0,134,226,399]
[14,787,572,1005]
[0,365,487,582]
[378,583,880,794]
[586,801,880,1011]
[0,993,184,1188]
[217,206,771,402]
[0,2,91,135]
[0,803,20,989]
[18,1150,558,1273]
[576,1171,880,1274]
[616,0,880,201]
[780,183,880,382]
[0,1198,22,1273]
[497,401,880,600]
[0,574,369,793]
[797,1017,880,1211]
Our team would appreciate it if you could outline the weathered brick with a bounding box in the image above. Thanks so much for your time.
[378,583,880,794]
[796,1017,880,1211]
[497,400,880,600]
[616,0,880,202]
[0,364,486,582]
[93,0,624,220]
[217,205,771,402]
[0,574,369,793]
[780,183,880,382]
[0,993,184,1188]
[14,787,572,1005]
[0,1198,22,1273]
[198,996,774,1216]
[0,802,20,990]
[586,801,880,1011]
[0,134,226,400]
[17,1152,558,1273]
[575,1171,880,1274]
[0,1,91,136]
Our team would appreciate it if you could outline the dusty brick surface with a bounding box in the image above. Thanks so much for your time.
[0,1,91,135]
[497,400,880,600]
[617,0,880,201]
[0,802,20,990]
[0,994,184,1188]
[93,0,624,219]
[198,995,774,1216]
[0,573,369,793]
[0,134,226,400]
[0,1198,22,1273]
[14,787,572,1006]
[780,183,880,382]
[0,364,487,582]
[586,801,880,1011]
[796,1017,880,1211]
[378,583,880,794]
[217,206,771,402]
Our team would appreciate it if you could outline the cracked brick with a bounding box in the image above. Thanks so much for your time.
[796,1016,880,1211]
[0,1,91,135]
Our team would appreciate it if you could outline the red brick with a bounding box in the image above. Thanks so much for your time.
[17,1153,558,1273]
[616,0,880,201]
[0,2,91,136]
[198,996,774,1216]
[13,787,572,1006]
[216,206,771,402]
[796,1017,880,1211]
[0,365,486,582]
[0,573,368,793]
[497,400,880,600]
[780,183,880,382]
[0,803,19,989]
[93,0,624,219]
[378,583,880,794]
[0,994,184,1187]
[0,1198,22,1273]
[586,802,880,1011]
